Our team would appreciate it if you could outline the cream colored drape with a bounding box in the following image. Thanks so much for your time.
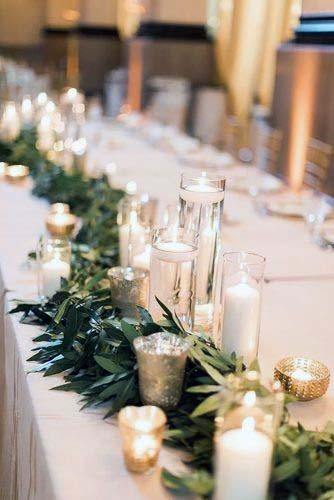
[213,0,302,120]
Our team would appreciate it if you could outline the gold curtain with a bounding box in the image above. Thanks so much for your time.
[213,0,302,120]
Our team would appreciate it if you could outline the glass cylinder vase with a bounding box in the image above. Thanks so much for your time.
[37,237,71,300]
[179,173,225,336]
[214,384,282,500]
[216,251,265,364]
[149,227,198,328]
[117,188,146,268]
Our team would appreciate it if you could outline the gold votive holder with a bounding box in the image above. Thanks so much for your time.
[0,162,8,177]
[274,357,330,401]
[5,164,29,183]
[118,405,166,474]
[46,212,77,237]
[107,266,149,318]
[133,332,190,409]
[49,203,70,215]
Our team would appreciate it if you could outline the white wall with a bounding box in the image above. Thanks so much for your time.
[0,0,44,46]
[302,0,334,12]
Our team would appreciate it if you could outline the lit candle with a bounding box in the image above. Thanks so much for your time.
[46,213,77,237]
[21,95,34,125]
[215,418,273,500]
[180,176,225,204]
[290,368,313,382]
[41,257,70,297]
[0,101,21,141]
[49,203,70,215]
[0,162,8,177]
[222,281,261,363]
[149,237,197,323]
[118,406,166,473]
[133,244,151,270]
[37,115,55,152]
[119,210,146,267]
[5,164,29,183]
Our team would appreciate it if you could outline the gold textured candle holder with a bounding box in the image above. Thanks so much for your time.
[118,406,166,474]
[274,357,330,401]
[5,164,29,183]
[134,332,190,409]
[46,212,77,237]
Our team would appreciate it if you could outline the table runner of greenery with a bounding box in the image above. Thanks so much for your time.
[2,128,334,499]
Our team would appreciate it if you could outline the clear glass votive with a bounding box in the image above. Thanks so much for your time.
[118,405,166,474]
[149,227,198,328]
[46,212,77,237]
[37,237,71,300]
[216,252,265,364]
[117,187,146,267]
[179,173,225,337]
[134,332,190,409]
[108,266,149,318]
[214,383,282,500]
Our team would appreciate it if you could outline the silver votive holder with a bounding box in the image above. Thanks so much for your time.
[133,332,190,409]
[107,266,149,318]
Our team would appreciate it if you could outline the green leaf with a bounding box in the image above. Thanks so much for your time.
[94,355,125,374]
[191,393,222,418]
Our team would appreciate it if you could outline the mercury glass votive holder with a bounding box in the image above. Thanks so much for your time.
[5,164,29,183]
[274,357,330,401]
[46,212,77,237]
[108,266,149,318]
[134,332,190,409]
[118,405,166,474]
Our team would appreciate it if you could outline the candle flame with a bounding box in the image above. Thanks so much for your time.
[243,390,256,408]
[241,416,256,432]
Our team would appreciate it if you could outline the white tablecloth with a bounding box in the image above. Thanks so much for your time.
[0,121,333,499]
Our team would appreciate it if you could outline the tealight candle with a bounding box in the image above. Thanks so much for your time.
[274,357,330,401]
[134,332,190,408]
[118,406,166,473]
[5,164,29,183]
[46,212,77,237]
[49,203,70,215]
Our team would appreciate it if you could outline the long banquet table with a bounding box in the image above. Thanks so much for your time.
[0,119,333,499]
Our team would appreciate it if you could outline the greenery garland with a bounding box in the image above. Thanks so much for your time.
[2,128,334,499]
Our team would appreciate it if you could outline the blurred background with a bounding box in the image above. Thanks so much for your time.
[0,0,334,195]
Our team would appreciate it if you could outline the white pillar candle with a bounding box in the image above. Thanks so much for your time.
[222,282,260,363]
[133,244,151,270]
[119,217,146,267]
[0,102,21,141]
[21,96,34,125]
[215,426,273,500]
[42,258,70,297]
[37,115,55,151]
